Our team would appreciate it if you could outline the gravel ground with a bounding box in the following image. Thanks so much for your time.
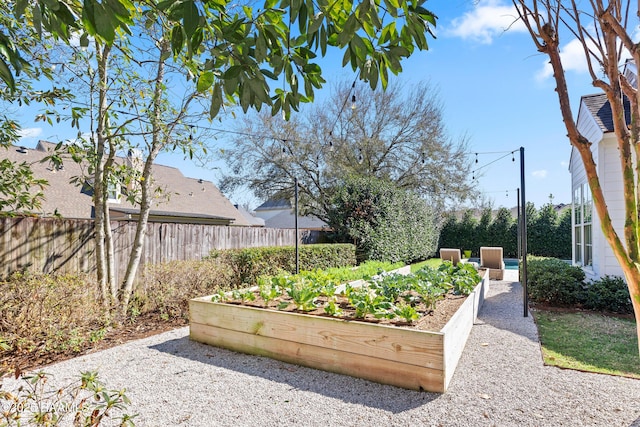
[4,272,640,426]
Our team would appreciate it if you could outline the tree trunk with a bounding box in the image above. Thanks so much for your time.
[94,42,111,306]
[118,39,169,318]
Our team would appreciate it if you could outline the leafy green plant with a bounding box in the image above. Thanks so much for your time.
[527,257,585,305]
[345,285,395,319]
[394,302,420,323]
[257,277,281,306]
[582,275,632,314]
[327,177,439,263]
[323,298,343,317]
[0,370,135,426]
[283,279,319,312]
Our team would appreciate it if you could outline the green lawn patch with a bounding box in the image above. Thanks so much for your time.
[533,309,640,379]
[411,258,442,272]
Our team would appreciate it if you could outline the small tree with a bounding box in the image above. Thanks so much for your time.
[489,207,516,257]
[513,0,640,352]
[327,177,438,263]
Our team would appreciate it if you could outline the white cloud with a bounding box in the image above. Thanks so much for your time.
[18,127,43,139]
[446,0,527,44]
[560,160,569,167]
[532,170,548,179]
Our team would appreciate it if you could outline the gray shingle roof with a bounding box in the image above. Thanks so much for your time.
[581,93,631,132]
[1,141,250,225]
[255,198,291,211]
[264,210,328,229]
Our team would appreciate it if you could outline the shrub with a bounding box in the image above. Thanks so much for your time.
[582,275,633,314]
[438,202,571,259]
[134,258,236,321]
[0,272,106,355]
[326,177,439,264]
[209,244,356,287]
[527,256,585,305]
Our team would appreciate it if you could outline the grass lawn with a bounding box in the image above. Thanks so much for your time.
[533,309,640,379]
[410,258,442,272]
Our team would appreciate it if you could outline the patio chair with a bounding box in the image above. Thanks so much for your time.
[440,248,461,266]
[480,247,505,280]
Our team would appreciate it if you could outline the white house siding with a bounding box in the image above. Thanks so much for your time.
[572,97,626,280]
[598,136,625,279]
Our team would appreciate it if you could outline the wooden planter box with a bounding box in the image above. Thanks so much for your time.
[189,269,489,393]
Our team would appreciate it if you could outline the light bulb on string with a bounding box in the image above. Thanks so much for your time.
[357,149,364,164]
[328,131,334,152]
[512,152,515,162]
[351,94,356,110]
[475,153,478,164]
[421,152,425,165]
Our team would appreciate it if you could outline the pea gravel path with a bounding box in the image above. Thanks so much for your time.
[5,272,640,426]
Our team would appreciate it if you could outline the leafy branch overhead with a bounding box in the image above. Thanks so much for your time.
[7,0,437,118]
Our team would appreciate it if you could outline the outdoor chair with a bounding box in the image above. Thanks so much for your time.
[480,246,505,280]
[439,248,461,266]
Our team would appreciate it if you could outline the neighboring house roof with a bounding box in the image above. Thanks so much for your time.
[254,197,329,229]
[264,209,328,230]
[1,141,250,226]
[234,204,265,227]
[255,198,292,211]
[580,93,631,132]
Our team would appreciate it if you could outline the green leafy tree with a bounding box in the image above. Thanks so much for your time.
[529,202,558,257]
[488,207,516,257]
[327,177,438,263]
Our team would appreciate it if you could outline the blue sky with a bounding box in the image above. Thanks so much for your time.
[16,0,600,210]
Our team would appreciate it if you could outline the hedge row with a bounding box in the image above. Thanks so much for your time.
[438,203,571,259]
[527,256,632,314]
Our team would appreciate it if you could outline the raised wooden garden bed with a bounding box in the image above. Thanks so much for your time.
[189,269,489,393]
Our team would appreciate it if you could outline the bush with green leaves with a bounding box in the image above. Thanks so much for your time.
[438,203,571,259]
[582,275,633,314]
[326,177,439,264]
[527,256,585,305]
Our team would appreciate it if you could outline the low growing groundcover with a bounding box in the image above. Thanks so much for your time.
[533,309,640,379]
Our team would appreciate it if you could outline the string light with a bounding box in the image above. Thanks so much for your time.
[475,153,478,163]
[357,148,364,164]
[351,94,356,110]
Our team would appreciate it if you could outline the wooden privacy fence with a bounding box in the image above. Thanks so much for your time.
[0,217,322,282]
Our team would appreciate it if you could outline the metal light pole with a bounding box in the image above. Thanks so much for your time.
[294,177,299,274]
[520,147,528,317]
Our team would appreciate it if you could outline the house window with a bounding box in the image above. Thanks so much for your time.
[573,183,592,267]
[107,181,121,203]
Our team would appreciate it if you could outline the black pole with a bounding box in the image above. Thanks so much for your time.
[517,188,521,261]
[294,177,299,274]
[520,147,528,317]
